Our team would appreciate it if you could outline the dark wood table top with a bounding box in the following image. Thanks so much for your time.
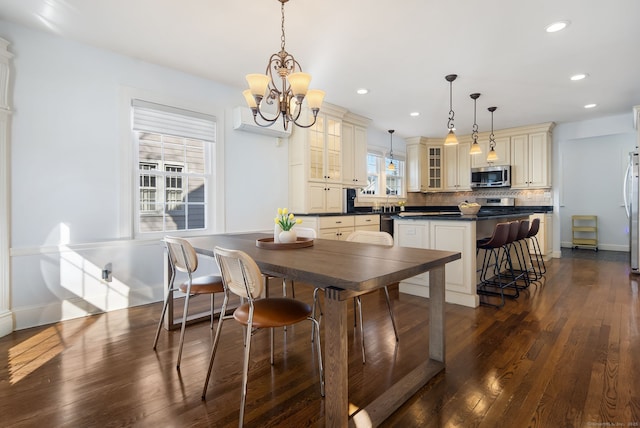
[188,233,460,297]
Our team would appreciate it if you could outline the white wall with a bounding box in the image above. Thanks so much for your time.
[3,20,289,329]
[552,113,636,253]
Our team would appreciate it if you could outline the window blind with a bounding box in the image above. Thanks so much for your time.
[132,99,216,142]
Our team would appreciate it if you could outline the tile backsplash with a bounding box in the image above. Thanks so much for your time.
[406,189,552,207]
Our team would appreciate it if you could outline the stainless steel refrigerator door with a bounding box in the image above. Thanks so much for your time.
[629,152,639,272]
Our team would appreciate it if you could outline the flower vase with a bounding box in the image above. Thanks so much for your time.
[274,224,282,243]
[279,230,297,244]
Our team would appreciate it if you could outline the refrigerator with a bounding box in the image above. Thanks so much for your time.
[624,151,640,273]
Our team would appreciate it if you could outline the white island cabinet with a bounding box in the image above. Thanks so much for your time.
[395,218,478,308]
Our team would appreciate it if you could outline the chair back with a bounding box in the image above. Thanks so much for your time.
[507,221,520,244]
[346,230,394,246]
[482,222,510,248]
[293,226,317,239]
[527,218,540,238]
[516,220,530,240]
[164,236,198,274]
[213,247,263,300]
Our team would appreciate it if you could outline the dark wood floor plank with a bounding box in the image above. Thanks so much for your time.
[0,250,638,427]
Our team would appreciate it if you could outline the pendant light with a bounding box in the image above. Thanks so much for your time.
[487,107,499,162]
[388,129,396,171]
[444,74,458,145]
[469,93,482,155]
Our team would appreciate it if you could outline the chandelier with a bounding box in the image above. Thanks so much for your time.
[444,74,458,145]
[388,129,396,171]
[242,0,325,130]
[487,107,499,162]
[469,93,482,155]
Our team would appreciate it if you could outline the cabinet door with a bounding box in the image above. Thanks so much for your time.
[325,186,343,213]
[510,134,529,188]
[325,116,342,183]
[444,145,458,191]
[492,136,511,165]
[457,142,471,190]
[308,183,328,212]
[308,115,325,182]
[406,143,424,192]
[341,122,355,186]
[353,126,368,185]
[528,132,549,188]
[427,144,443,191]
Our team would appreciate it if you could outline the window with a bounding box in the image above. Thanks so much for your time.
[361,152,405,198]
[132,100,215,234]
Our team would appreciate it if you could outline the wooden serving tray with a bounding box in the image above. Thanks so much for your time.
[256,237,314,250]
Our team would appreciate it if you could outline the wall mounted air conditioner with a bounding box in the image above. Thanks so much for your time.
[233,106,292,139]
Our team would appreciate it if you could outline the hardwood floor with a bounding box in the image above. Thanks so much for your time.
[1,250,638,427]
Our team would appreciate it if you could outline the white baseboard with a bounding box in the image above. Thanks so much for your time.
[0,310,13,338]
[560,241,628,252]
[13,294,157,330]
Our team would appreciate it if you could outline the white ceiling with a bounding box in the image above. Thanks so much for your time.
[1,0,640,139]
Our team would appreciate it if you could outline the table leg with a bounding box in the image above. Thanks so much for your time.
[324,287,348,428]
[429,266,445,362]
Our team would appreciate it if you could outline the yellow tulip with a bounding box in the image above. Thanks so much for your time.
[288,213,294,220]
[283,208,288,215]
[296,218,302,224]
[277,208,283,215]
[274,217,279,224]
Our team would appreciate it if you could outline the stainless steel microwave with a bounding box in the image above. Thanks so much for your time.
[471,165,511,188]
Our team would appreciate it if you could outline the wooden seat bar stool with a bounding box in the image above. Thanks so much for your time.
[153,236,224,369]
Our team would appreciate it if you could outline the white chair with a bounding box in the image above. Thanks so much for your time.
[153,236,224,369]
[312,230,399,364]
[202,247,324,426]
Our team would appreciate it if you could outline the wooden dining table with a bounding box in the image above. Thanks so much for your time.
[183,232,460,427]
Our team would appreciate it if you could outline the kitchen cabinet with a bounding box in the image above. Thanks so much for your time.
[296,214,380,241]
[289,104,348,213]
[511,131,551,189]
[406,137,443,192]
[395,218,478,308]
[444,142,471,191]
[530,213,553,259]
[342,113,370,188]
[470,136,511,168]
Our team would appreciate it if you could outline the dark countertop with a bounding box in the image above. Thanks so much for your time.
[296,205,552,218]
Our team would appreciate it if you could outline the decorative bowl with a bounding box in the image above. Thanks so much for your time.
[458,203,481,215]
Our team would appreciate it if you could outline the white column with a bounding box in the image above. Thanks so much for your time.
[0,38,14,337]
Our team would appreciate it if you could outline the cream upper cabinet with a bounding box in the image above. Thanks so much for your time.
[444,142,471,191]
[510,130,551,189]
[342,113,370,188]
[406,137,443,192]
[289,104,348,213]
[470,136,511,168]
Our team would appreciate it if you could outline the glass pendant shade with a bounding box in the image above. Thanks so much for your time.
[444,129,458,145]
[246,74,270,97]
[388,161,395,171]
[305,89,325,109]
[470,142,482,155]
[242,89,257,108]
[287,72,311,96]
[487,148,499,162]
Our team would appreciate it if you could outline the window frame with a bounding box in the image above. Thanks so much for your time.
[357,148,406,204]
[119,88,225,240]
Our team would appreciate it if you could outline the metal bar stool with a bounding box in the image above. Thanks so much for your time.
[476,222,518,307]
[526,218,546,280]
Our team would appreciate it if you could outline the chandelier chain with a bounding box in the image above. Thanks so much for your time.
[448,82,455,130]
[280,1,286,52]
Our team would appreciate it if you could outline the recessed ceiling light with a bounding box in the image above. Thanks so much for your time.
[356,88,369,95]
[570,73,588,81]
[410,112,420,117]
[584,103,597,109]
[545,21,570,33]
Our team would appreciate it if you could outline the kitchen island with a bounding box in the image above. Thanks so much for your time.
[393,210,546,308]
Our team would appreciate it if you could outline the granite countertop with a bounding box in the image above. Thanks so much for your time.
[297,206,552,219]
